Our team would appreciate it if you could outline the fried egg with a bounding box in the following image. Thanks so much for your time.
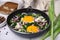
[27,25,39,33]
[21,16,34,23]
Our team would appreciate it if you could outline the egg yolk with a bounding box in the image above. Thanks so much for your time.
[27,25,39,33]
[22,16,34,23]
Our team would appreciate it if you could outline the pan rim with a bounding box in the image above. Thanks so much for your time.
[7,8,51,35]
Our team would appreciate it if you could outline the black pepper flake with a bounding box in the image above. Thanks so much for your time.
[6,32,8,35]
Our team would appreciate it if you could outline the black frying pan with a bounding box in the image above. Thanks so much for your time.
[7,7,51,38]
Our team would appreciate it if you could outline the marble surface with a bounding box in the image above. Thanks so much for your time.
[0,0,60,40]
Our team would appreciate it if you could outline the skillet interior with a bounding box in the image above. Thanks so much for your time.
[7,8,50,38]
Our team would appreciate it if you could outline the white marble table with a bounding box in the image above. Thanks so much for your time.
[0,0,60,40]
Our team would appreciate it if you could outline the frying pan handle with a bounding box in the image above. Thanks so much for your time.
[27,6,32,9]
[26,6,33,12]
[27,6,48,12]
[42,10,48,12]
